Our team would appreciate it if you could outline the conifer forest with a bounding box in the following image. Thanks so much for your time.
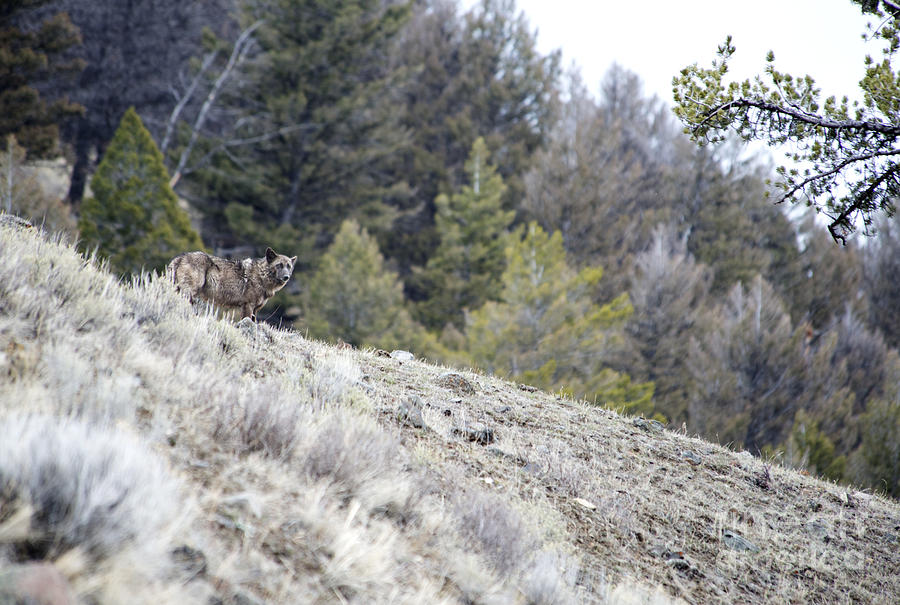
[4,0,900,498]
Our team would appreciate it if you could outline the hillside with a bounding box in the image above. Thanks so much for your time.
[0,218,898,605]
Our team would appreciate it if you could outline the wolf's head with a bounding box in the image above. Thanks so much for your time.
[265,247,297,287]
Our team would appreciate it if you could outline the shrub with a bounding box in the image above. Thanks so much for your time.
[0,416,181,560]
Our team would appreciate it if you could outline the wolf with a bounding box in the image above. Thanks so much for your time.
[168,247,297,321]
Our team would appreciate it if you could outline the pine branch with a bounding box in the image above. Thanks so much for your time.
[692,97,900,138]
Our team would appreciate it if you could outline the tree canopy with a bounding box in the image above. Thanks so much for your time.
[0,0,82,157]
[672,1,900,243]
[78,108,204,276]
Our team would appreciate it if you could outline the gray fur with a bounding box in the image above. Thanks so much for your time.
[168,247,296,321]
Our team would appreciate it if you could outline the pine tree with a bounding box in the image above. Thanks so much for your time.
[193,0,412,266]
[0,1,83,157]
[16,0,233,202]
[687,275,854,452]
[623,224,712,423]
[522,68,680,273]
[384,0,560,270]
[787,410,847,482]
[853,380,900,497]
[863,212,900,350]
[78,108,204,276]
[466,222,653,413]
[414,137,514,330]
[303,219,435,353]
[672,3,900,242]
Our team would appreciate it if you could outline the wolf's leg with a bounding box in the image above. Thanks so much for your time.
[240,303,257,322]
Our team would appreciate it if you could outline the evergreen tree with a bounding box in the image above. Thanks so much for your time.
[78,108,204,276]
[385,0,560,270]
[687,275,853,452]
[781,213,864,330]
[787,410,847,482]
[623,224,712,423]
[863,212,900,349]
[853,378,900,497]
[466,222,653,413]
[303,219,434,353]
[522,68,687,271]
[522,67,803,301]
[1,0,82,157]
[194,0,412,266]
[414,137,514,330]
[672,2,900,242]
[17,0,233,203]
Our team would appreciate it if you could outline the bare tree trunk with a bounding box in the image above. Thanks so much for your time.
[161,49,219,155]
[66,119,92,208]
[168,20,264,189]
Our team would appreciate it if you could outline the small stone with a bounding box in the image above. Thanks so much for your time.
[574,497,596,510]
[436,371,476,395]
[681,450,702,465]
[390,350,414,361]
[633,417,664,433]
[722,529,759,553]
[172,544,208,580]
[495,405,512,413]
[397,396,425,429]
[452,424,494,445]
[805,519,829,541]
[236,316,257,334]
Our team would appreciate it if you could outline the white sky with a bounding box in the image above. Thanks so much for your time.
[467,0,879,106]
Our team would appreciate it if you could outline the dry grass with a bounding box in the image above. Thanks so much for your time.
[0,220,898,604]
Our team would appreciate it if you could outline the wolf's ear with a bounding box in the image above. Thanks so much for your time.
[290,256,297,265]
[265,247,276,263]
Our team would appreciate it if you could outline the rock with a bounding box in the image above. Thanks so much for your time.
[681,450,702,465]
[0,562,75,605]
[390,350,414,361]
[435,371,476,395]
[632,417,664,433]
[452,424,494,445]
[172,544,208,581]
[574,497,596,510]
[649,546,703,578]
[494,405,512,413]
[805,519,829,541]
[236,316,256,334]
[397,396,426,429]
[722,529,760,553]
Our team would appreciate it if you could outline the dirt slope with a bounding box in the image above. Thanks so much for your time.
[0,220,898,604]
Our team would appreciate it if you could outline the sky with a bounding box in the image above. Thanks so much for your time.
[467,0,879,106]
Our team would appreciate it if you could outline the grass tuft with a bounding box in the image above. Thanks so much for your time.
[0,415,182,561]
